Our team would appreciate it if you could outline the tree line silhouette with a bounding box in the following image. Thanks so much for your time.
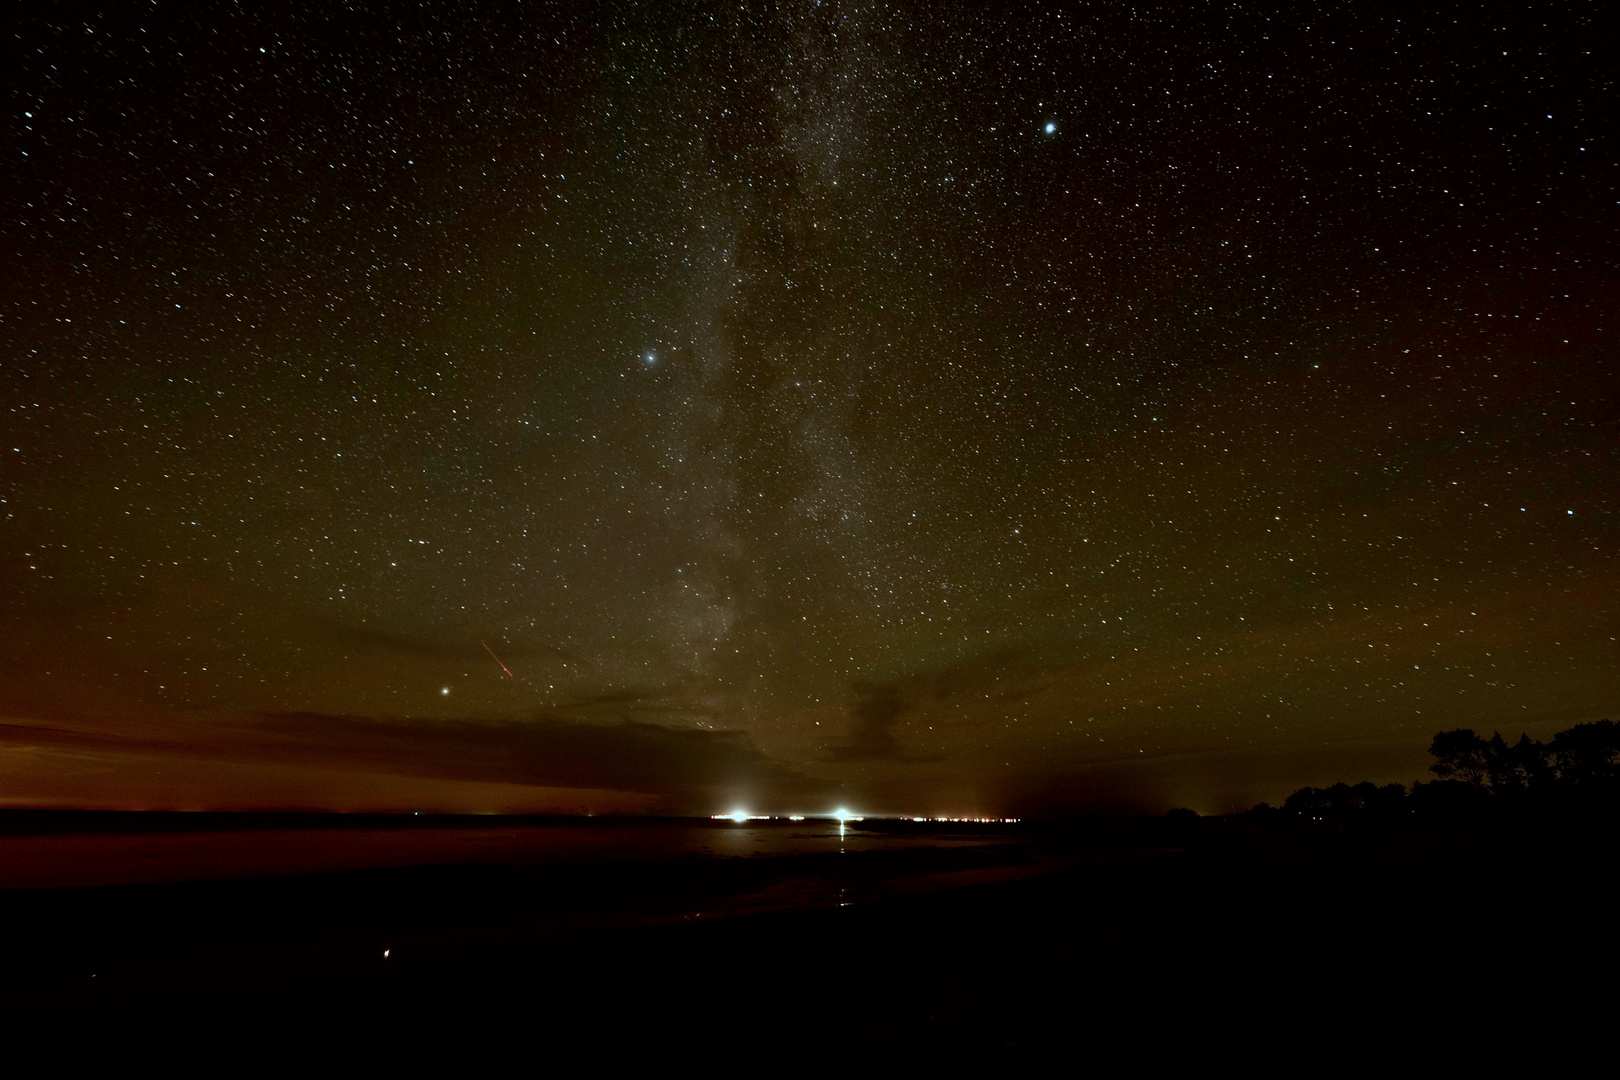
[1247,719,1620,825]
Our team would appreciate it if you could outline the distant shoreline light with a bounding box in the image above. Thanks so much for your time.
[710,812,1019,824]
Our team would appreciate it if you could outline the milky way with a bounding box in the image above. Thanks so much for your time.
[3,2,1614,813]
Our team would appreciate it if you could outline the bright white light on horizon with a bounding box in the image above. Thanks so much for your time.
[709,811,1017,824]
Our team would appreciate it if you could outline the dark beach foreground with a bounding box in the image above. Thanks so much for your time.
[4,813,1615,1070]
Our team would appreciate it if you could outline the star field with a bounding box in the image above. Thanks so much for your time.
[1,1,1614,813]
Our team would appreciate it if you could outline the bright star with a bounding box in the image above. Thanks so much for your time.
[1043,121,1057,135]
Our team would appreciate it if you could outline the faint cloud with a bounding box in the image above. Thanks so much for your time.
[0,709,835,812]
[826,682,915,761]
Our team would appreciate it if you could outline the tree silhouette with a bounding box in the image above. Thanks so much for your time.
[1428,730,1490,786]
[1280,781,1406,821]
[1265,719,1619,826]
[1549,719,1620,790]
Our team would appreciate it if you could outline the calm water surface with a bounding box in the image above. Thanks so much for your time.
[0,818,1023,889]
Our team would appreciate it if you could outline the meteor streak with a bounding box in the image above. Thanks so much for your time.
[482,640,515,678]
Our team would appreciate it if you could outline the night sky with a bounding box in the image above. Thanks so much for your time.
[3,1,1614,815]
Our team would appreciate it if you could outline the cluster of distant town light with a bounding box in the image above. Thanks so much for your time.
[712,810,1019,824]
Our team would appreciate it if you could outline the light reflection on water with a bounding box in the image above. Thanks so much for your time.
[698,822,1011,859]
[687,822,1041,915]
